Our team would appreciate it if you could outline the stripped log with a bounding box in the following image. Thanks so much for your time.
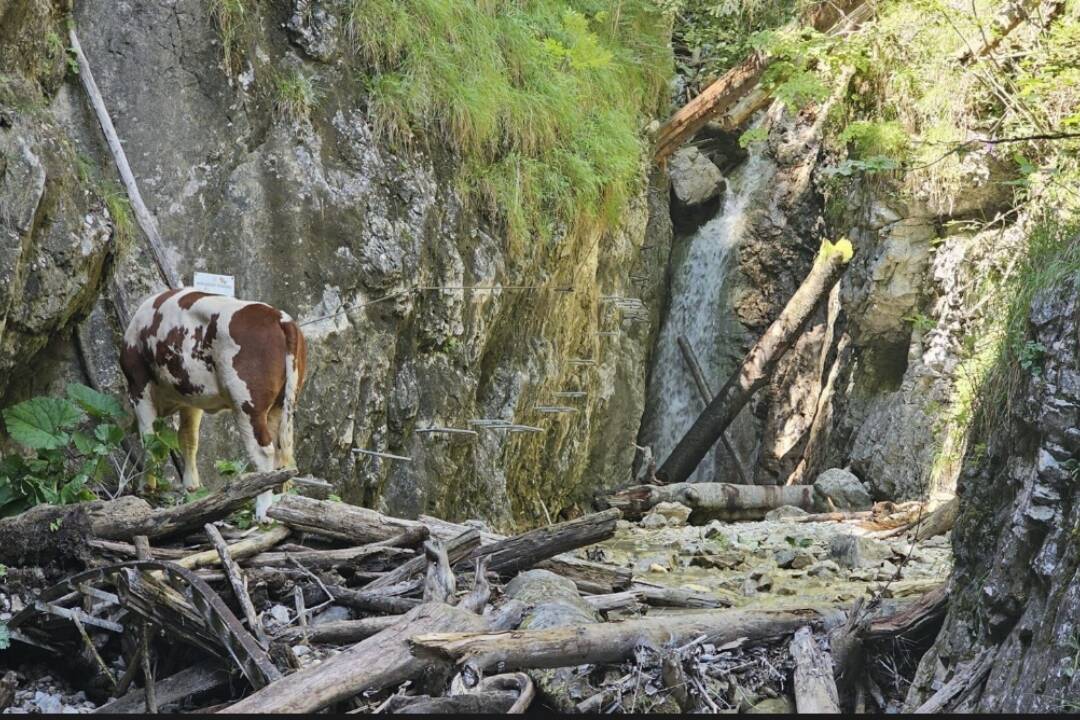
[175,524,290,571]
[790,626,841,713]
[411,607,837,684]
[461,509,621,579]
[266,494,423,544]
[220,603,490,714]
[656,242,853,486]
[607,482,815,521]
[240,543,408,570]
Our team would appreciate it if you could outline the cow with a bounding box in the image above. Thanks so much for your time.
[119,287,307,520]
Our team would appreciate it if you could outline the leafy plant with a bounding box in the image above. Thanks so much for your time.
[905,311,937,333]
[738,125,769,148]
[215,458,250,477]
[272,67,321,124]
[0,383,128,516]
[1018,340,1047,377]
[141,417,180,492]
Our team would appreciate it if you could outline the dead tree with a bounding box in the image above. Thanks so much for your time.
[790,626,841,712]
[655,242,853,485]
[607,482,815,521]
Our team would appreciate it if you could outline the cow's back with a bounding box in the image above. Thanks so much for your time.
[122,288,294,412]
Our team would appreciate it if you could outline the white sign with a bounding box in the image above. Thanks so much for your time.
[192,272,236,297]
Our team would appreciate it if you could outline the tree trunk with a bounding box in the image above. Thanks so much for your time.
[911,498,959,541]
[790,626,841,713]
[220,603,490,713]
[411,607,837,683]
[656,244,853,485]
[275,616,401,645]
[607,482,815,521]
[0,470,292,565]
[266,494,426,544]
[460,509,621,579]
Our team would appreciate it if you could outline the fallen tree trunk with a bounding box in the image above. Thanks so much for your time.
[912,497,959,541]
[790,626,841,713]
[653,0,866,161]
[266,494,422,544]
[94,665,231,714]
[655,242,853,485]
[419,515,631,593]
[864,585,947,642]
[607,483,815,521]
[461,509,621,579]
[220,603,490,713]
[0,470,293,564]
[411,607,837,683]
[275,616,400,645]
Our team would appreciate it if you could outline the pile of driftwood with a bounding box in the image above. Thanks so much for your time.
[0,470,953,713]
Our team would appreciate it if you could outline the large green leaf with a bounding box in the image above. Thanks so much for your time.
[66,383,125,420]
[2,397,84,450]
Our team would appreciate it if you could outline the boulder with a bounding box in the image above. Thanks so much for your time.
[828,534,892,569]
[813,468,873,511]
[652,501,692,526]
[668,146,724,207]
[640,512,668,529]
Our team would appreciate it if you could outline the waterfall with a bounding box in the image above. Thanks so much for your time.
[642,147,773,483]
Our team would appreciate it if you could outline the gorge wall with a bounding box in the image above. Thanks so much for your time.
[0,0,671,528]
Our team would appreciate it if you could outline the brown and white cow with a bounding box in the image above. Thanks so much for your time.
[120,287,307,520]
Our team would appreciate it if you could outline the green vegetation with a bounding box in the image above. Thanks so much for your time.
[207,0,259,75]
[0,383,124,517]
[345,0,672,246]
[272,66,321,124]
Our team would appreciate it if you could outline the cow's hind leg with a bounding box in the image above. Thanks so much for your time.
[178,407,203,492]
[235,408,277,523]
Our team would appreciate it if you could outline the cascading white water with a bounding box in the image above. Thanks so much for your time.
[642,147,773,483]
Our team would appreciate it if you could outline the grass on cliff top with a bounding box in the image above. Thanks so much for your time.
[346,0,673,246]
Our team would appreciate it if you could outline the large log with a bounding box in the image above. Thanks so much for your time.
[0,470,293,565]
[220,603,490,713]
[461,510,621,579]
[275,616,401,644]
[411,607,837,682]
[791,626,841,713]
[94,665,231,714]
[266,494,422,544]
[656,242,853,485]
[420,515,631,593]
[653,0,866,161]
[607,482,815,521]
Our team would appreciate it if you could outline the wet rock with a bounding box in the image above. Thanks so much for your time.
[311,605,351,625]
[652,501,692,527]
[764,505,809,521]
[807,560,841,578]
[829,534,891,568]
[813,468,873,511]
[640,512,669,529]
[668,146,723,207]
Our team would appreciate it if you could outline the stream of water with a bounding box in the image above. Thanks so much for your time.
[642,146,773,483]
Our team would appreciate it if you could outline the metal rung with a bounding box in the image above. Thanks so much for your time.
[353,448,412,462]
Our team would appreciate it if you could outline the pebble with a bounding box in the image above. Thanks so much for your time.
[648,563,669,574]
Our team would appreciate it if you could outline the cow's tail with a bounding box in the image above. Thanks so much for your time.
[277,319,306,470]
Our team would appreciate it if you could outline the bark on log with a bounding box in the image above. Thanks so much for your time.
[790,626,841,713]
[385,691,519,714]
[220,603,490,713]
[411,607,834,683]
[656,245,853,485]
[461,509,621,579]
[94,665,232,714]
[418,515,631,593]
[275,616,401,644]
[364,528,480,591]
[911,497,958,541]
[175,524,290,571]
[0,470,293,564]
[241,543,407,570]
[864,585,947,642]
[653,0,866,161]
[676,335,750,484]
[266,494,423,544]
[912,650,994,713]
[608,483,815,521]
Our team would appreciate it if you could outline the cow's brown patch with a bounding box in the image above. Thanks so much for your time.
[230,305,286,446]
[178,291,217,309]
[152,288,183,309]
[119,343,151,401]
[154,325,202,396]
[192,313,219,368]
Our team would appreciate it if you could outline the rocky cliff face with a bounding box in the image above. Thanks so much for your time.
[0,0,669,527]
[904,263,1080,712]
